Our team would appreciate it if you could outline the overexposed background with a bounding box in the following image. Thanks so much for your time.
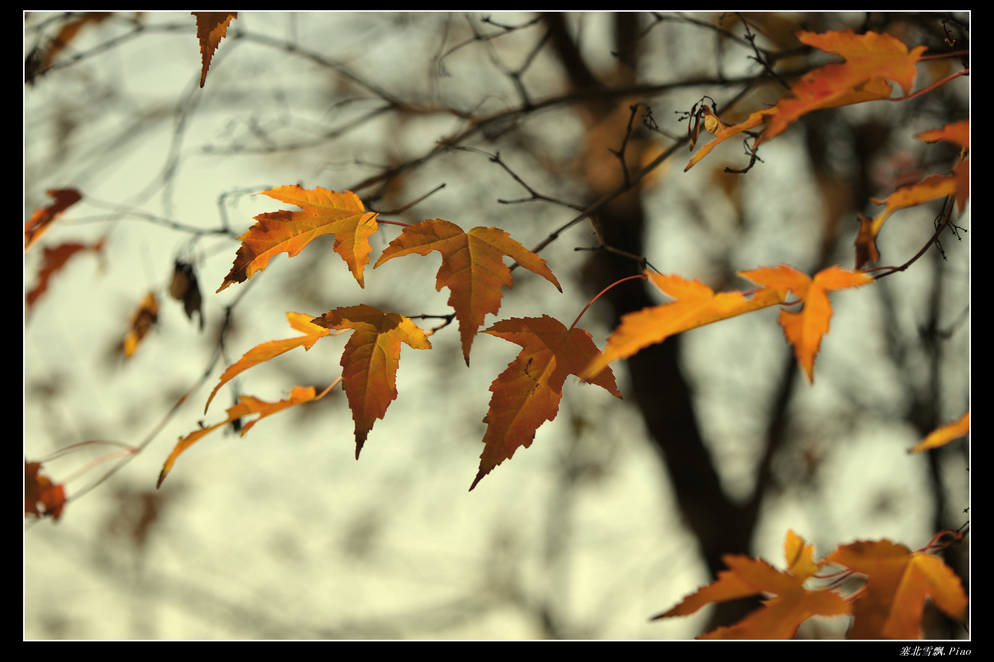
[25,12,969,640]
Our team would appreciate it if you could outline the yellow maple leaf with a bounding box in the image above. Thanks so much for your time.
[653,530,850,639]
[580,270,786,381]
[159,385,321,488]
[910,411,969,453]
[218,186,379,292]
[374,219,561,365]
[205,312,340,413]
[311,305,432,459]
[826,539,968,639]
[742,265,873,382]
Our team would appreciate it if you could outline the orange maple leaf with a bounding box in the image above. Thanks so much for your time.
[916,119,970,216]
[825,539,968,639]
[653,530,850,639]
[855,173,959,268]
[311,305,432,459]
[743,265,873,382]
[910,411,969,454]
[916,120,969,150]
[192,12,237,88]
[471,316,621,490]
[25,188,83,251]
[26,238,105,312]
[580,271,787,381]
[757,30,927,148]
[686,30,927,171]
[121,292,159,358]
[205,312,341,413]
[218,186,378,292]
[25,461,68,521]
[582,266,870,384]
[159,385,321,487]
[869,174,959,230]
[374,219,562,365]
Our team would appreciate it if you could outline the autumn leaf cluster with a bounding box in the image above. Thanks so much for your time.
[25,21,969,503]
[159,189,609,490]
[653,530,968,639]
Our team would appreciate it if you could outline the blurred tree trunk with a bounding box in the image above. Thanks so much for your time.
[545,13,759,629]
